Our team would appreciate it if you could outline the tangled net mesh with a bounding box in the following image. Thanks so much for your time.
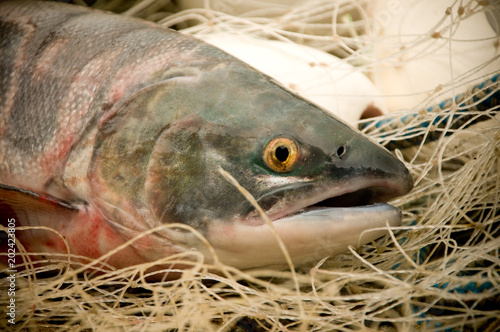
[1,0,499,331]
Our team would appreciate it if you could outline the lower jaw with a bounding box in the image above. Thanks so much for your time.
[204,203,402,269]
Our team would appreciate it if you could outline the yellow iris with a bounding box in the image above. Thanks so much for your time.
[264,137,300,173]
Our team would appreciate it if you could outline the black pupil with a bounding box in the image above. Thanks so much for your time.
[337,146,345,158]
[275,146,289,162]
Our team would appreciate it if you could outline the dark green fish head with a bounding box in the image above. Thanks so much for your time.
[90,45,413,269]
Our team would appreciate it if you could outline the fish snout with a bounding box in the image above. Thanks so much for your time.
[326,135,414,208]
[376,146,414,200]
[356,139,414,204]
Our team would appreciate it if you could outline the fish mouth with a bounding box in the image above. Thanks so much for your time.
[311,185,393,208]
[262,176,411,224]
[202,174,412,270]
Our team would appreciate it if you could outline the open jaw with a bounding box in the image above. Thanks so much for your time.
[204,177,407,270]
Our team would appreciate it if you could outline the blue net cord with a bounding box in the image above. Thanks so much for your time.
[361,74,500,150]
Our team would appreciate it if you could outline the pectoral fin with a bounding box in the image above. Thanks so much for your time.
[0,183,154,269]
[0,183,79,255]
[0,183,77,219]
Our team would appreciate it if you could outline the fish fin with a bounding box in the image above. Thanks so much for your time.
[0,183,79,254]
[0,184,147,269]
[0,183,78,220]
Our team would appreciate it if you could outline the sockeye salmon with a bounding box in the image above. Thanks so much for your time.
[0,1,413,273]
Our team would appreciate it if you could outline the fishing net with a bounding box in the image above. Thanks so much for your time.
[1,0,499,331]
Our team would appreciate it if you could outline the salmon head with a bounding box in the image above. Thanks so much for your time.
[86,46,413,270]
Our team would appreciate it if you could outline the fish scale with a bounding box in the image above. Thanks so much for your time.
[0,4,205,193]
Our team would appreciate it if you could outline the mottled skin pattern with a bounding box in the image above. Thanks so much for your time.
[0,1,412,273]
[0,1,213,197]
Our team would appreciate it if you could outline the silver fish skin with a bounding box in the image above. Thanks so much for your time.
[0,1,413,273]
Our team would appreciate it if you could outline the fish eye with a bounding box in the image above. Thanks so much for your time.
[264,137,300,173]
